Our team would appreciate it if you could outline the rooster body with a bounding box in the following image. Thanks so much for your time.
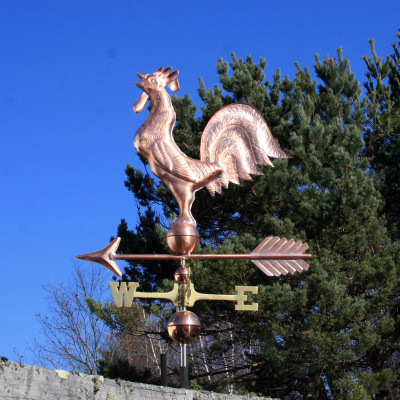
[133,67,290,226]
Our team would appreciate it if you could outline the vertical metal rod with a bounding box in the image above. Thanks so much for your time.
[179,257,189,389]
[180,343,189,388]
[160,352,167,386]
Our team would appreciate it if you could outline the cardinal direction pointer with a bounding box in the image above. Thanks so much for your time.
[108,281,258,311]
[77,236,311,278]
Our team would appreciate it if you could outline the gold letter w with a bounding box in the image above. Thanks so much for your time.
[108,282,139,307]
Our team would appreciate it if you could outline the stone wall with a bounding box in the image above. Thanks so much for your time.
[0,360,278,400]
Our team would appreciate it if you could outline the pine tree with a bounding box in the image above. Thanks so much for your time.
[241,50,399,399]
[363,29,400,239]
[102,48,400,398]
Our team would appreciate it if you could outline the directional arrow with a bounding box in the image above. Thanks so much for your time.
[77,236,311,277]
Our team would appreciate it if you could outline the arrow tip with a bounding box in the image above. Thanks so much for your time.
[77,237,122,277]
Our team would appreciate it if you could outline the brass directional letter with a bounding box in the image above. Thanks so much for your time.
[109,282,139,307]
[109,281,258,310]
[235,286,258,311]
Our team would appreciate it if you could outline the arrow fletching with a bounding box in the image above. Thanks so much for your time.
[251,236,310,277]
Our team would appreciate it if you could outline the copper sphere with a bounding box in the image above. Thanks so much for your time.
[174,266,193,284]
[166,222,200,254]
[167,311,201,344]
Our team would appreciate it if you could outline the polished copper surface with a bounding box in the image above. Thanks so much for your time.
[115,253,311,261]
[75,65,313,358]
[251,236,310,277]
[117,236,311,277]
[76,236,310,276]
[174,266,193,284]
[133,66,290,226]
[200,103,291,195]
[166,221,200,254]
[167,311,201,344]
[76,237,122,277]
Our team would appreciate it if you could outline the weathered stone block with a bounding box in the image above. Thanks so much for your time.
[0,360,278,400]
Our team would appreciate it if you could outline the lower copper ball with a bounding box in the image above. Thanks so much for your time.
[174,266,193,284]
[166,222,200,254]
[167,311,201,344]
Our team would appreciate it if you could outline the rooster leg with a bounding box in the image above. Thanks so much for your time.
[177,192,196,226]
[149,159,197,226]
[167,179,196,226]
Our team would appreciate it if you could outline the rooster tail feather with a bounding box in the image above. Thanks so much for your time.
[200,103,290,195]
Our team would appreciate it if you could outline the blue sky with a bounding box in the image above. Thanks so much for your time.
[1,0,399,364]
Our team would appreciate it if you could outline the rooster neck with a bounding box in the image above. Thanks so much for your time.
[135,88,176,149]
[143,89,176,138]
[149,89,174,114]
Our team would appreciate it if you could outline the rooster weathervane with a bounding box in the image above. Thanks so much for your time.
[77,65,311,388]
[133,66,291,226]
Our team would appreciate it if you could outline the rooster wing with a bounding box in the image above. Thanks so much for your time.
[150,140,223,186]
[200,103,291,196]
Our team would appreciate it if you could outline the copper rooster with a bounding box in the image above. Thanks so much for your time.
[133,67,291,226]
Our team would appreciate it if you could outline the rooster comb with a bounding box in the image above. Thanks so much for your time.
[154,66,175,78]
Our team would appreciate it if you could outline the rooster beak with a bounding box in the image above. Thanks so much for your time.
[133,73,150,112]
[135,73,147,89]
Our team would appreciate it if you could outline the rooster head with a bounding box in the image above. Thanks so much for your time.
[133,67,180,113]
